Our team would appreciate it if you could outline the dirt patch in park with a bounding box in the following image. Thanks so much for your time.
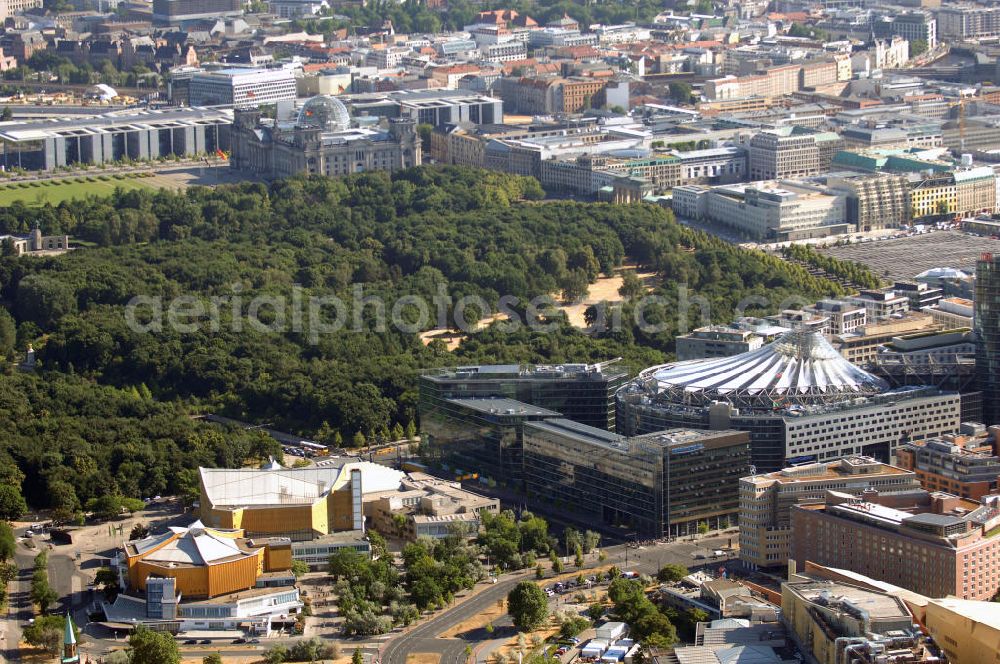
[407,653,443,664]
[417,266,659,349]
[438,599,507,638]
[557,268,659,328]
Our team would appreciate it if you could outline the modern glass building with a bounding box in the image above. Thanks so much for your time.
[419,362,628,432]
[522,420,750,537]
[976,252,1000,426]
[420,397,560,489]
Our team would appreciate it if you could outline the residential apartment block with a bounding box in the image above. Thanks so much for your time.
[850,288,911,322]
[826,173,911,231]
[937,5,1000,40]
[803,299,866,336]
[925,297,974,328]
[833,312,940,367]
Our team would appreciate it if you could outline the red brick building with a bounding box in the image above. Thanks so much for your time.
[791,489,1000,600]
[897,427,1000,500]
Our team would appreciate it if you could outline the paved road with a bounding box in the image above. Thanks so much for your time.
[380,572,531,664]
[1,543,37,662]
[3,522,735,663]
[378,533,738,664]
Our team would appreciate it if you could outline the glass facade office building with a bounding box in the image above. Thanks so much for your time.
[522,420,751,537]
[976,253,1000,425]
[419,362,628,432]
[420,397,560,489]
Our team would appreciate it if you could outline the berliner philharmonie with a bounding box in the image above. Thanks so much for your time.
[616,328,962,472]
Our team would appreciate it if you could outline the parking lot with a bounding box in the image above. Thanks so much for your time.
[817,229,987,282]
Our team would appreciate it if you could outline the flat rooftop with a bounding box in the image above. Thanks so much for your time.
[447,397,561,417]
[744,458,909,486]
[290,529,367,546]
[181,584,297,606]
[0,106,233,142]
[788,580,910,620]
[425,361,626,380]
[524,418,624,448]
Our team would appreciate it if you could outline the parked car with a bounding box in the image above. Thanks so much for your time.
[184,639,197,645]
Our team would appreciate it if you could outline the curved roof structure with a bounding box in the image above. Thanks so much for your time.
[199,461,405,509]
[629,329,887,411]
[916,267,970,280]
[127,520,254,567]
[297,95,351,132]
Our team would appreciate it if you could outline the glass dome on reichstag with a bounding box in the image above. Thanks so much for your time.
[297,95,351,132]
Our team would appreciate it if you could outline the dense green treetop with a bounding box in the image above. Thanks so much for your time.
[0,166,850,514]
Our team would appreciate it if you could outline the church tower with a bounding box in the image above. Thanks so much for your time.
[61,615,79,664]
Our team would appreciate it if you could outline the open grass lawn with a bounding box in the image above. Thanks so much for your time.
[0,175,153,206]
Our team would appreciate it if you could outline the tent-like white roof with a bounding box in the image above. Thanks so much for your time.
[915,267,970,280]
[130,522,250,565]
[639,329,886,408]
[199,461,404,509]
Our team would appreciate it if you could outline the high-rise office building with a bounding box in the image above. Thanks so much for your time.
[523,422,750,537]
[189,68,297,109]
[420,397,560,488]
[747,129,821,181]
[739,457,921,570]
[420,362,628,432]
[152,0,242,23]
[976,253,1000,425]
